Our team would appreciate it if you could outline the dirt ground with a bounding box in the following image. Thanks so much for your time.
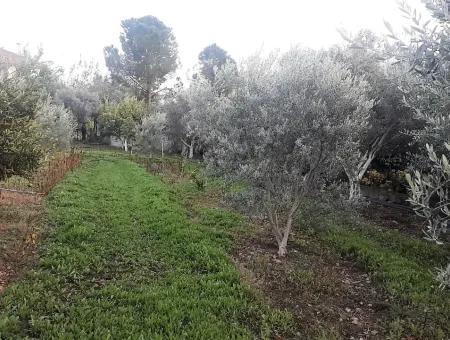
[0,203,41,293]
[361,201,423,236]
[232,222,391,339]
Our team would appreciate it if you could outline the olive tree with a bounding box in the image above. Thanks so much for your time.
[387,0,450,151]
[183,62,238,159]
[100,97,147,152]
[335,31,413,200]
[182,76,217,158]
[162,93,189,154]
[392,0,450,288]
[56,87,101,141]
[189,48,373,256]
[35,97,76,151]
[0,53,57,179]
[137,111,168,156]
[406,143,450,288]
[407,144,450,243]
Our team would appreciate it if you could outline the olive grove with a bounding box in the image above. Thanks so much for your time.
[3,3,449,286]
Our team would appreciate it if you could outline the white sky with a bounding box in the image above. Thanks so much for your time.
[0,0,427,79]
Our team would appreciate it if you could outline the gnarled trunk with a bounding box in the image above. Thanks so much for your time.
[344,154,374,201]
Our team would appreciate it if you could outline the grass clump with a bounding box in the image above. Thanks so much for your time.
[301,207,450,338]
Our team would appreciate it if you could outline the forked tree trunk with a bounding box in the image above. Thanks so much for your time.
[268,199,300,257]
[277,222,291,257]
[344,151,376,201]
[181,138,195,159]
[345,127,394,201]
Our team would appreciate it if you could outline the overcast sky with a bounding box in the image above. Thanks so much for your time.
[0,0,426,79]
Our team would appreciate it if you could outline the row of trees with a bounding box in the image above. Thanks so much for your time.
[0,14,235,180]
[97,16,239,156]
[0,49,134,180]
[91,12,445,259]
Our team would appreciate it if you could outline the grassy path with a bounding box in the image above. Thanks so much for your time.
[0,152,287,338]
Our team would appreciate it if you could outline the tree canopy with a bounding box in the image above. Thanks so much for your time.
[100,96,147,151]
[198,43,235,83]
[186,48,373,255]
[104,15,178,103]
[0,54,57,179]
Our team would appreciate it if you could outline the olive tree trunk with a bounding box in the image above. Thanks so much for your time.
[343,128,393,201]
[267,198,300,257]
[122,138,128,152]
[181,138,195,159]
[348,177,362,201]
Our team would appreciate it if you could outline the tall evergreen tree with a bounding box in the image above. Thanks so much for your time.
[104,15,178,103]
[198,43,235,83]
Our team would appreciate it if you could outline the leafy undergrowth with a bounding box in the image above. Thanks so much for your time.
[0,151,292,339]
[301,206,450,339]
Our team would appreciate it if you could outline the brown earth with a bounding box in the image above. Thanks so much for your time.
[232,221,391,339]
[0,204,42,293]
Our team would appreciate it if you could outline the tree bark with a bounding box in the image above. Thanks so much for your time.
[189,140,195,159]
[277,211,295,256]
[275,199,300,257]
[123,138,128,152]
[81,123,87,141]
[181,138,195,159]
[349,177,361,201]
[345,125,395,201]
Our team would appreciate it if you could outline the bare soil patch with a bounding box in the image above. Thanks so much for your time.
[0,204,42,293]
[233,222,391,339]
[362,202,429,238]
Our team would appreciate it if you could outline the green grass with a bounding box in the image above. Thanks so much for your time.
[301,207,450,338]
[0,151,292,339]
